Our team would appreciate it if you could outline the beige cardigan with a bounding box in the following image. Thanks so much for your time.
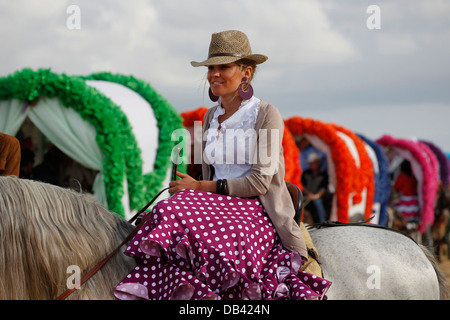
[201,101,307,258]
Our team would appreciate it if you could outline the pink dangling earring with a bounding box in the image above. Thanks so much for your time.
[238,77,253,100]
[208,87,219,102]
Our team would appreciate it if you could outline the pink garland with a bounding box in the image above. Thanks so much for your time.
[376,135,439,233]
[418,141,440,189]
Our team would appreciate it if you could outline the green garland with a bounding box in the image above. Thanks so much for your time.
[0,68,185,217]
[82,72,186,207]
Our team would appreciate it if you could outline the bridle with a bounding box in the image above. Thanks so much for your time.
[56,187,169,300]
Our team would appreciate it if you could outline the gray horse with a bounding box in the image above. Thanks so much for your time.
[309,224,448,299]
[0,176,446,299]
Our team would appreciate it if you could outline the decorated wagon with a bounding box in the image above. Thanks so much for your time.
[285,117,390,225]
[376,134,440,235]
[0,68,184,219]
[420,139,450,187]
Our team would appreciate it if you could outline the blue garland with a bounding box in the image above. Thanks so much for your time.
[358,134,391,225]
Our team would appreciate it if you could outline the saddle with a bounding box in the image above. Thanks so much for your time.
[300,222,323,277]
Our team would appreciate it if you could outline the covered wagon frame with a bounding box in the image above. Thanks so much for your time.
[0,68,184,218]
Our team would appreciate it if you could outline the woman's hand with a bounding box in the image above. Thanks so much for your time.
[169,171,201,194]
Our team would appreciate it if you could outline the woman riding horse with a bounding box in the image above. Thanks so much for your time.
[113,30,331,300]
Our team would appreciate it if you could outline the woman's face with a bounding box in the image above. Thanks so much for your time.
[207,63,250,99]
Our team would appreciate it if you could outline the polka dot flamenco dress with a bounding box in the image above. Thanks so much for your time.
[114,189,331,300]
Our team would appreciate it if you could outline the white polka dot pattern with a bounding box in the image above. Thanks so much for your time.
[113,189,331,300]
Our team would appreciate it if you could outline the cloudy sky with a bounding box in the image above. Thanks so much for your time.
[1,0,449,151]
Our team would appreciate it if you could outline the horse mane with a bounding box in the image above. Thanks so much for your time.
[0,176,136,299]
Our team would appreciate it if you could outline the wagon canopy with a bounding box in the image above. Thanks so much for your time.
[376,134,439,232]
[285,117,377,224]
[0,68,183,218]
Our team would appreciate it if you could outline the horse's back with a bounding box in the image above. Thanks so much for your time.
[309,225,441,299]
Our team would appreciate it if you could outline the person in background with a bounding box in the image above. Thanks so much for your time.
[0,132,21,177]
[33,145,62,185]
[301,152,329,223]
[19,148,35,179]
[392,160,420,222]
[295,135,327,172]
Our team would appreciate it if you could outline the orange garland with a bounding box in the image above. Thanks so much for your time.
[180,107,208,127]
[285,116,374,223]
[332,124,375,220]
[179,107,301,187]
[282,125,302,188]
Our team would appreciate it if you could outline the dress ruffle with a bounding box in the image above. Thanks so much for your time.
[114,189,331,300]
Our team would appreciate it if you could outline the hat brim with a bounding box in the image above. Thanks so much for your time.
[191,54,268,67]
[307,156,322,163]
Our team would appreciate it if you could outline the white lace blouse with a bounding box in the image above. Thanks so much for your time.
[204,96,261,180]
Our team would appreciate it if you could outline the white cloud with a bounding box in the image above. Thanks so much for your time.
[0,0,358,84]
[0,0,448,151]
[0,0,65,17]
[418,0,450,18]
[243,0,358,67]
[376,34,417,55]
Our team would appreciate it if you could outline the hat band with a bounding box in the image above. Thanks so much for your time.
[208,52,246,59]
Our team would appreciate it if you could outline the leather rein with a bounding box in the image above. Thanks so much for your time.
[56,187,169,300]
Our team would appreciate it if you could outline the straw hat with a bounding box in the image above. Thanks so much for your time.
[306,152,322,163]
[191,30,268,67]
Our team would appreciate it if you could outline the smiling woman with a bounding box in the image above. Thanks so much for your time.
[207,63,247,103]
[114,30,331,300]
